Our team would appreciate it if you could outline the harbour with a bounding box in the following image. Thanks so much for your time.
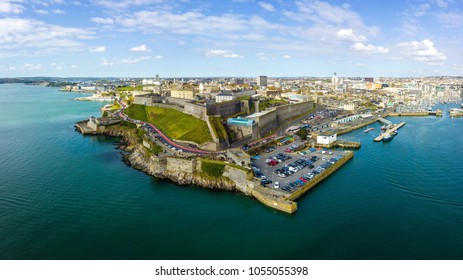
[374,121,406,142]
[2,85,463,259]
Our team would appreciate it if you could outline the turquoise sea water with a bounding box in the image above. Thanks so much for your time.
[1,84,463,260]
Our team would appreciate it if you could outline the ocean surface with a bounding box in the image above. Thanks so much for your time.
[1,83,463,260]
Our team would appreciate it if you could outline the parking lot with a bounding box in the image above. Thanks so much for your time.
[251,141,347,194]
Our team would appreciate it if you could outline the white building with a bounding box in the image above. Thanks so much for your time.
[281,93,310,103]
[215,92,235,103]
[342,103,355,111]
[317,132,337,145]
[331,72,339,85]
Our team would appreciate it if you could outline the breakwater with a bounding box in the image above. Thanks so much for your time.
[387,110,442,117]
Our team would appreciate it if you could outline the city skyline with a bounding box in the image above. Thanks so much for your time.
[1,0,463,77]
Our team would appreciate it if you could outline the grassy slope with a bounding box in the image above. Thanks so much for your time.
[124,104,212,144]
[209,116,228,143]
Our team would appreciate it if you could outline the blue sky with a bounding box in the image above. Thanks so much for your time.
[1,0,463,77]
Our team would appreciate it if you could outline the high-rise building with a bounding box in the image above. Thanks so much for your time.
[257,76,268,87]
[331,72,339,85]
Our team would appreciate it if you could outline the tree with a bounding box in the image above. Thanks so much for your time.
[296,128,308,140]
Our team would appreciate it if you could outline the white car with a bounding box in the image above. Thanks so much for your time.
[274,182,279,189]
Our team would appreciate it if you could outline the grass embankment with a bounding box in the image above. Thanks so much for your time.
[201,160,226,177]
[201,159,251,178]
[116,85,144,91]
[124,104,212,144]
[109,102,121,110]
[110,121,163,156]
[259,99,288,111]
[209,116,228,143]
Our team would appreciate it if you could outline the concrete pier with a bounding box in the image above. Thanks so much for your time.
[377,117,392,126]
[374,121,406,142]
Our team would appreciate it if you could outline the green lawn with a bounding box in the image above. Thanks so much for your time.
[116,85,144,91]
[124,104,212,144]
[201,159,250,177]
[259,99,288,111]
[201,160,226,177]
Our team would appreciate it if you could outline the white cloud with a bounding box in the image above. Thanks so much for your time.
[436,12,463,27]
[205,49,243,58]
[433,0,451,9]
[101,55,157,66]
[90,46,106,52]
[0,1,24,14]
[351,42,389,54]
[116,10,248,36]
[283,55,291,59]
[3,63,45,71]
[397,39,447,62]
[94,0,165,10]
[414,3,431,17]
[258,2,275,12]
[0,18,93,56]
[120,58,141,64]
[52,9,65,15]
[256,52,276,60]
[287,0,373,32]
[90,17,114,25]
[35,9,49,15]
[100,58,114,66]
[336,29,366,42]
[130,44,151,52]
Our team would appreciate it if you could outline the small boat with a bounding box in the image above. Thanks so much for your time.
[382,133,393,142]
[381,125,386,130]
[364,127,375,133]
[460,103,463,109]
[390,130,398,136]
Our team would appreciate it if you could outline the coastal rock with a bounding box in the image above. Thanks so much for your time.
[128,146,238,192]
[94,127,246,194]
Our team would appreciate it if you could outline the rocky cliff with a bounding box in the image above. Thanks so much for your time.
[96,125,249,194]
[127,146,240,192]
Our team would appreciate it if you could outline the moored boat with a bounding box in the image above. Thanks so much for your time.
[364,127,375,133]
[382,133,393,142]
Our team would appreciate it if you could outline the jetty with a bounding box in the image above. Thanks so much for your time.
[449,108,463,117]
[387,110,442,117]
[374,121,406,142]
[75,117,121,135]
[377,117,392,126]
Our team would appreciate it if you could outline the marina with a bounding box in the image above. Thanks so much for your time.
[374,122,406,142]
[449,108,463,117]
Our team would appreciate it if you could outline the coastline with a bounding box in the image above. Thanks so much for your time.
[79,121,355,214]
[85,124,256,196]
